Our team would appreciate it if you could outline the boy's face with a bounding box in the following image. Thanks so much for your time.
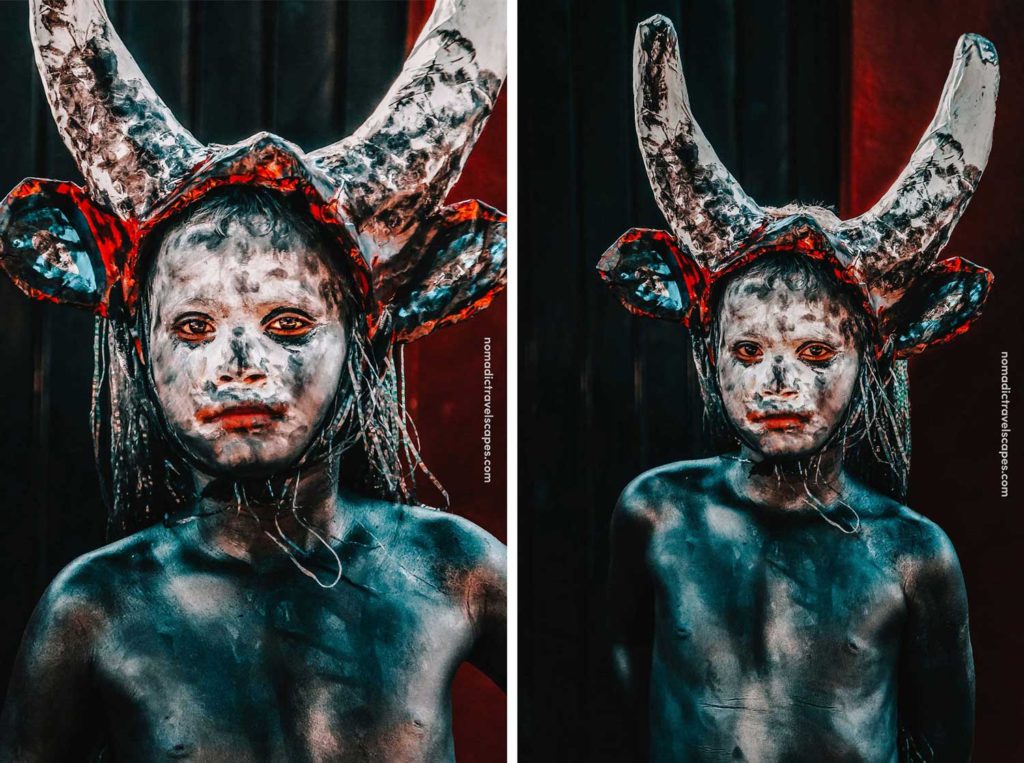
[145,211,349,475]
[715,265,861,460]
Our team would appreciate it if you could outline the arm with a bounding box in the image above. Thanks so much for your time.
[467,534,506,690]
[0,565,105,761]
[608,483,656,757]
[898,524,975,762]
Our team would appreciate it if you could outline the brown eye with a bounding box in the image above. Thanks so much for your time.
[798,342,838,364]
[264,312,315,338]
[732,341,763,364]
[172,315,215,342]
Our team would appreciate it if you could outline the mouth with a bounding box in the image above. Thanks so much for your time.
[195,402,288,432]
[746,410,812,432]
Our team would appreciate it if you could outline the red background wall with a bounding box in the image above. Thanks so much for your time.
[404,3,508,760]
[848,1,1024,758]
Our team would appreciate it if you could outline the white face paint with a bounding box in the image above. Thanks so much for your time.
[715,265,861,459]
[146,214,348,475]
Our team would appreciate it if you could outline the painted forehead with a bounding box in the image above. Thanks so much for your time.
[717,265,860,343]
[148,213,347,316]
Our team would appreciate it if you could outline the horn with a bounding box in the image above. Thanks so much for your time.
[310,0,506,259]
[31,0,207,220]
[837,33,999,308]
[633,15,764,270]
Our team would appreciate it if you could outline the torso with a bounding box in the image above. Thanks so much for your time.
[629,458,929,762]
[67,495,499,761]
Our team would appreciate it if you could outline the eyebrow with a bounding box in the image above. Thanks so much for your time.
[260,305,317,324]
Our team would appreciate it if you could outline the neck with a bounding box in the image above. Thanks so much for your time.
[184,456,344,561]
[728,443,850,511]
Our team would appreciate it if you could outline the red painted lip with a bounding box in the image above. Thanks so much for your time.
[747,410,812,431]
[195,402,287,432]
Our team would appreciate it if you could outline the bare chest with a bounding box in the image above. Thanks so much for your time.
[93,569,472,761]
[648,507,906,691]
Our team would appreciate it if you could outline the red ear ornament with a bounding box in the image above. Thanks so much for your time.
[881,257,994,358]
[0,179,129,315]
[391,200,507,344]
[597,228,705,326]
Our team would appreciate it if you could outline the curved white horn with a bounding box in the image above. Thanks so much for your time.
[310,0,506,257]
[31,0,207,220]
[634,15,764,269]
[838,33,999,307]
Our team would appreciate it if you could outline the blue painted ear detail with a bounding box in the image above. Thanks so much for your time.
[0,179,127,314]
[597,228,704,324]
[881,257,993,358]
[391,200,506,344]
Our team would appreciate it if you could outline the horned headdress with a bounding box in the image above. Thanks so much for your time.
[0,0,506,345]
[599,15,997,360]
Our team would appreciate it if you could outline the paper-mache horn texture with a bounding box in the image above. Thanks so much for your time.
[0,0,506,345]
[601,14,998,359]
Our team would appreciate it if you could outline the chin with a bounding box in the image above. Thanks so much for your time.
[191,436,305,477]
[742,429,829,461]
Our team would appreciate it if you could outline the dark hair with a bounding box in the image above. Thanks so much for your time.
[92,186,429,538]
[694,251,911,499]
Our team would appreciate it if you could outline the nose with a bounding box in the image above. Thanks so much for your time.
[216,333,268,386]
[763,357,798,398]
[219,368,267,385]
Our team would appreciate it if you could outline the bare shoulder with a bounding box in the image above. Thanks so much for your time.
[350,493,506,606]
[891,505,957,554]
[865,501,970,624]
[859,486,959,563]
[855,487,965,596]
[52,522,182,591]
[22,523,179,658]
[894,507,962,587]
[398,503,506,576]
[614,457,726,532]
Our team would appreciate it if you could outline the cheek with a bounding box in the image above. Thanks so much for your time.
[275,326,347,413]
[808,357,859,419]
[148,333,211,423]
[717,360,757,419]
[717,357,763,395]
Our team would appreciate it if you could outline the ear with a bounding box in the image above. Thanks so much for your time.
[0,179,128,315]
[390,200,506,344]
[596,228,705,325]
[881,257,993,358]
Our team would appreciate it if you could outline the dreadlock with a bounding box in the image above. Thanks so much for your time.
[693,251,912,501]
[90,186,440,540]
